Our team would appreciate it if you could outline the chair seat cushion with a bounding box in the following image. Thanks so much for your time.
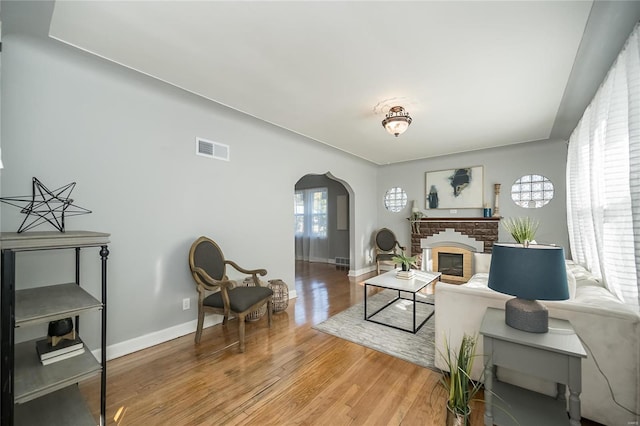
[377,253,395,261]
[204,286,273,312]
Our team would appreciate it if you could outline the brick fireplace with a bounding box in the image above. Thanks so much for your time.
[410,217,500,283]
[410,217,500,255]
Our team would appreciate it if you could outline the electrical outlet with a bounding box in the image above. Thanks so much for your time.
[182,298,190,310]
[450,209,457,214]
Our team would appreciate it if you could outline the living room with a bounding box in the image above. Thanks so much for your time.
[1,1,639,425]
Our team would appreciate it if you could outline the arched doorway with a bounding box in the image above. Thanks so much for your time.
[294,172,352,272]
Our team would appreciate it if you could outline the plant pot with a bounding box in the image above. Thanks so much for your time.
[446,406,470,426]
[401,263,409,271]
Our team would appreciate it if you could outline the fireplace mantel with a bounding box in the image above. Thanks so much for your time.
[409,217,501,222]
[409,217,500,255]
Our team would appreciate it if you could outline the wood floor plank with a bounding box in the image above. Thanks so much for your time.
[79,261,600,425]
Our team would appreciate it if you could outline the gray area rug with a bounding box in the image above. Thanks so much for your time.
[313,290,437,370]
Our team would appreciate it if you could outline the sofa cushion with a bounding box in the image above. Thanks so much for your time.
[566,268,576,299]
[571,285,631,311]
[473,252,492,274]
[565,260,604,288]
[466,272,489,288]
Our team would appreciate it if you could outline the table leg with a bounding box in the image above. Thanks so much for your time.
[413,292,416,332]
[568,388,581,426]
[556,382,566,402]
[568,357,582,426]
[363,283,367,320]
[484,337,494,426]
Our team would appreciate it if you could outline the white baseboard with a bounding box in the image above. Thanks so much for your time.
[295,256,330,263]
[349,265,376,277]
[94,292,298,361]
[93,315,223,361]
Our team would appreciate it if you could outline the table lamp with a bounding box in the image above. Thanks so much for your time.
[488,243,569,333]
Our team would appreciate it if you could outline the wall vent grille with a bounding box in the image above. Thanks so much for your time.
[335,257,350,266]
[196,137,230,161]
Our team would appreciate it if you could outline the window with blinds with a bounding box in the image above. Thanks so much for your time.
[294,188,328,238]
[566,22,640,310]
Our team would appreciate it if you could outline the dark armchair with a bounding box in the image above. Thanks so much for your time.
[188,236,273,353]
[374,228,405,274]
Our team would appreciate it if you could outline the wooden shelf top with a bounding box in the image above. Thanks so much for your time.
[0,230,110,251]
[15,283,103,327]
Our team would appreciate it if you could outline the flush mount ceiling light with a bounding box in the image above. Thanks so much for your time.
[382,106,412,137]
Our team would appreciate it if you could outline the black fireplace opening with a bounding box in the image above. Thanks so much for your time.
[438,252,463,277]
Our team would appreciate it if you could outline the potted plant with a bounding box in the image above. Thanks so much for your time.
[439,334,482,426]
[501,217,539,246]
[391,251,418,271]
[436,335,516,426]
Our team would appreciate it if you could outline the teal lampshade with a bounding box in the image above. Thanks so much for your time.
[488,243,569,301]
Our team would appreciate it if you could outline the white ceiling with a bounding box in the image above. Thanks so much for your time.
[47,1,607,165]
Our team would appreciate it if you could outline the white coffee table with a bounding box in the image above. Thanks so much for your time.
[363,269,441,333]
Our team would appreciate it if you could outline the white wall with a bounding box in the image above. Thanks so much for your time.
[0,1,378,355]
[376,139,570,255]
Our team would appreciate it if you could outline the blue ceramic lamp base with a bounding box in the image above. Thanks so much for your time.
[505,298,549,333]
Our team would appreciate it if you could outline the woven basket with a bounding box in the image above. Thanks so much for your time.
[239,277,268,321]
[268,279,289,313]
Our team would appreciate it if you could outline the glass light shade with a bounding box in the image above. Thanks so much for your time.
[384,119,410,137]
[381,106,412,137]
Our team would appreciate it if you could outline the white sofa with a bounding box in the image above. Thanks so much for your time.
[435,258,640,426]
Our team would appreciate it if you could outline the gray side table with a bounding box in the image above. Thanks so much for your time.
[480,307,587,426]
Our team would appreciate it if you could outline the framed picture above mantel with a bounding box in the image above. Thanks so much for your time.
[425,166,484,209]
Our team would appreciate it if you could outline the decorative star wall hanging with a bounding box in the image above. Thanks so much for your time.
[0,177,91,233]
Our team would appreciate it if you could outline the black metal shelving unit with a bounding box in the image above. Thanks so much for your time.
[0,231,109,426]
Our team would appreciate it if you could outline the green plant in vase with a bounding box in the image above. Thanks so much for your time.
[501,217,539,246]
[391,251,417,271]
[435,334,517,426]
[439,334,482,426]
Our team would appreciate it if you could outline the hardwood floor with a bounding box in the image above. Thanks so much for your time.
[79,262,597,425]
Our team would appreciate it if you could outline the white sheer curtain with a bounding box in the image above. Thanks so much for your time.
[567,23,640,310]
[294,188,329,262]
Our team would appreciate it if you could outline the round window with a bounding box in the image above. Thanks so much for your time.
[511,174,554,208]
[384,187,407,212]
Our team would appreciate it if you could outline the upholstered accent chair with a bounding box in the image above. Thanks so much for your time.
[374,228,405,275]
[188,236,273,353]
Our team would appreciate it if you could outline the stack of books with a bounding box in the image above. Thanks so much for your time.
[396,269,416,280]
[36,336,85,366]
